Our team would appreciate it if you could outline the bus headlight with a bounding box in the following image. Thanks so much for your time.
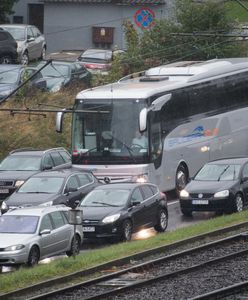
[180,189,189,198]
[132,174,148,183]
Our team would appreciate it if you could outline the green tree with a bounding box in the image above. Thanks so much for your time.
[0,0,18,23]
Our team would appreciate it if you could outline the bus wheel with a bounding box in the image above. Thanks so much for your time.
[175,164,188,196]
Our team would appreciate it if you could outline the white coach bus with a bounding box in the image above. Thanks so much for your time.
[56,58,248,194]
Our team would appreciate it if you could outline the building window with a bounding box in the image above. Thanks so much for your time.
[13,16,23,24]
[92,27,114,48]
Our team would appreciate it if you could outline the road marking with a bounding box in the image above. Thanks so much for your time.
[168,200,179,206]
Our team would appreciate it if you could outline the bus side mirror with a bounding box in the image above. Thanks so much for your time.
[56,110,65,133]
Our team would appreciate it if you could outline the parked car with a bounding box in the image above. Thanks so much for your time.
[0,148,71,203]
[0,64,45,102]
[179,157,248,216]
[1,168,101,213]
[0,24,46,65]
[79,182,168,242]
[77,48,125,75]
[0,29,17,64]
[35,60,92,92]
[0,205,83,266]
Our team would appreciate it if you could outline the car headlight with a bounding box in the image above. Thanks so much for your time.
[132,174,148,183]
[102,213,120,224]
[15,180,25,187]
[180,189,189,198]
[1,201,8,211]
[4,244,25,251]
[51,84,62,93]
[214,190,229,198]
[39,201,53,207]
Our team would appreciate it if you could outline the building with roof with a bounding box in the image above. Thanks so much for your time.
[10,0,173,53]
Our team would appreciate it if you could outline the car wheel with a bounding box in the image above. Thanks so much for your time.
[27,246,40,267]
[66,234,81,257]
[175,164,188,196]
[234,193,244,213]
[120,219,132,242]
[154,208,168,232]
[181,207,192,217]
[21,51,29,65]
[0,55,12,64]
[40,47,46,60]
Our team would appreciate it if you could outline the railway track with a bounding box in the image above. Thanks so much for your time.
[15,231,248,299]
[2,222,248,300]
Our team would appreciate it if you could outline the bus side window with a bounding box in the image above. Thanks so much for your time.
[218,117,231,136]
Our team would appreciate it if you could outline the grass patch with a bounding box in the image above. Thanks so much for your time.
[1,210,248,294]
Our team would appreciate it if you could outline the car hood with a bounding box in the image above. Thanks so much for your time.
[0,170,38,181]
[186,180,238,193]
[0,84,14,99]
[82,206,122,220]
[0,233,33,248]
[6,193,58,207]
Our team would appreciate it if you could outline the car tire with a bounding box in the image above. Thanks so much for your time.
[181,207,192,217]
[175,164,188,196]
[27,246,40,267]
[154,208,168,232]
[233,193,244,213]
[21,51,29,65]
[0,55,12,64]
[120,219,132,242]
[66,234,81,257]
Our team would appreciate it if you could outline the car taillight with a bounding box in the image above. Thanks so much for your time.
[72,149,78,156]
[84,63,109,70]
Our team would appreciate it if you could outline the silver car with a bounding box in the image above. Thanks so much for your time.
[0,206,83,266]
[0,24,46,65]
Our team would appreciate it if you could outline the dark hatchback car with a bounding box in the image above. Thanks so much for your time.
[0,148,71,203]
[35,60,91,92]
[1,168,100,213]
[0,29,17,64]
[179,158,248,216]
[79,183,168,242]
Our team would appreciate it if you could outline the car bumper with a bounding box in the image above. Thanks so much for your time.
[82,223,121,239]
[179,197,234,212]
[0,249,28,265]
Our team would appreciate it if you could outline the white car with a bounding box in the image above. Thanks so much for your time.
[0,206,83,266]
[0,24,46,65]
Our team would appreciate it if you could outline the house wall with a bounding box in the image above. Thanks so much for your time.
[44,3,174,53]
[10,0,41,24]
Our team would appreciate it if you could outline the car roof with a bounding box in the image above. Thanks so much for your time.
[9,147,69,156]
[0,64,23,71]
[4,205,70,217]
[31,167,93,178]
[208,157,248,165]
[0,24,31,29]
[93,183,156,190]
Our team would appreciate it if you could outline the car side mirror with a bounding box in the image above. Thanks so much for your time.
[27,37,35,42]
[241,176,248,183]
[40,229,51,235]
[65,187,78,194]
[132,200,141,206]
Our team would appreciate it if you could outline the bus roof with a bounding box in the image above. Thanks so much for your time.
[76,58,248,100]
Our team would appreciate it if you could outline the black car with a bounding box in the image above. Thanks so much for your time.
[1,167,100,213]
[179,157,248,216]
[79,183,168,242]
[0,148,71,203]
[0,29,17,64]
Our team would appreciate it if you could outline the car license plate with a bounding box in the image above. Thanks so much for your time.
[0,189,9,194]
[83,226,95,232]
[192,199,209,205]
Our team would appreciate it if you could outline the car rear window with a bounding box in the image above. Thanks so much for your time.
[141,185,154,199]
[50,152,65,166]
[59,150,71,163]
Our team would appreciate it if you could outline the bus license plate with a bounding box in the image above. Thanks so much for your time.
[192,199,209,205]
[0,189,9,194]
[83,226,95,232]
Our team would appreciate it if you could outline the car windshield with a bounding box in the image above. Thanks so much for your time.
[2,27,25,40]
[0,215,39,233]
[0,156,42,171]
[39,63,70,77]
[81,189,129,207]
[0,70,19,84]
[194,164,241,181]
[18,177,64,193]
[80,50,112,63]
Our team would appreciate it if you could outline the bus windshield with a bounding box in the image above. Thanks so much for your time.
[71,98,149,164]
